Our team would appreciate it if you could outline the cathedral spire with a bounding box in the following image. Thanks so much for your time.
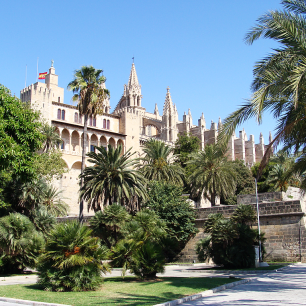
[163,87,174,114]
[128,63,139,88]
[154,103,159,116]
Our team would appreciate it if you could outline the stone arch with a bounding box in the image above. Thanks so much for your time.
[70,161,83,182]
[100,135,107,149]
[91,134,98,152]
[54,126,60,135]
[61,129,70,150]
[117,139,124,155]
[71,130,80,152]
[144,124,159,137]
[61,158,69,169]
[109,137,116,148]
[71,161,82,170]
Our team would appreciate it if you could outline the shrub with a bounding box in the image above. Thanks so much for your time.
[37,221,109,291]
[129,240,165,279]
[144,181,198,261]
[0,213,44,273]
[196,205,258,269]
[111,209,167,279]
[89,204,131,248]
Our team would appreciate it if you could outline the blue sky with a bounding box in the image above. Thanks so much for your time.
[0,0,284,145]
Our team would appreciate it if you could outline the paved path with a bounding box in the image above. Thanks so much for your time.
[0,264,262,286]
[180,264,306,306]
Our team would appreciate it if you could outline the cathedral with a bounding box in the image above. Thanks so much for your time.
[20,62,271,215]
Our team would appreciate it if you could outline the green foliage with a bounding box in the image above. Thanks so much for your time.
[128,240,165,279]
[33,149,68,182]
[173,132,200,194]
[221,0,306,190]
[173,132,200,167]
[0,84,43,181]
[144,181,198,260]
[30,207,56,236]
[112,209,167,279]
[251,162,273,193]
[40,123,62,153]
[139,139,184,185]
[80,145,147,212]
[252,151,302,192]
[38,221,109,292]
[222,160,255,205]
[231,204,256,225]
[188,144,236,206]
[2,176,68,217]
[68,66,110,221]
[90,204,131,248]
[196,205,257,268]
[0,213,44,273]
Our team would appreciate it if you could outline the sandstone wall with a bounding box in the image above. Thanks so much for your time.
[179,200,306,263]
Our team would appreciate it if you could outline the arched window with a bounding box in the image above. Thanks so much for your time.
[107,120,110,129]
[57,109,61,119]
[103,119,106,129]
[74,112,78,123]
[89,116,92,126]
[61,110,65,120]
[61,141,65,150]
[79,114,82,124]
[90,145,95,152]
[93,117,96,127]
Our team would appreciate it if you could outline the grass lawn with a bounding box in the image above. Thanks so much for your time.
[0,277,238,306]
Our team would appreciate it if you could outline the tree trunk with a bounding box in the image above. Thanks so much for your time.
[79,113,88,223]
[211,177,216,206]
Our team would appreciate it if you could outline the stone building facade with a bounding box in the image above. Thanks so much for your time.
[180,188,306,263]
[20,62,271,215]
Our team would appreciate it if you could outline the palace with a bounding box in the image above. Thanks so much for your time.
[20,62,271,215]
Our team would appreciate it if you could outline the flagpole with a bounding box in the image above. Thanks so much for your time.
[37,57,39,82]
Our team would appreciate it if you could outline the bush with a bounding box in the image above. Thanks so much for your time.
[89,204,131,248]
[144,181,198,261]
[0,213,44,273]
[129,241,165,279]
[37,221,109,291]
[111,209,167,279]
[196,205,258,269]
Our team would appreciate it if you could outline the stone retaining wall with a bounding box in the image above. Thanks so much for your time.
[179,200,306,263]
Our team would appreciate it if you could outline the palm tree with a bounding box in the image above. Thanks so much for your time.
[41,123,62,153]
[139,139,184,185]
[37,221,109,291]
[67,66,110,222]
[41,185,69,217]
[0,213,44,273]
[187,144,236,206]
[90,204,131,248]
[220,0,306,182]
[80,145,147,212]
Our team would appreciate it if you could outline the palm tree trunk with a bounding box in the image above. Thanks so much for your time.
[211,178,216,206]
[79,113,88,223]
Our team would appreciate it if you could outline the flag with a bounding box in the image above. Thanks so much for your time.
[38,72,47,79]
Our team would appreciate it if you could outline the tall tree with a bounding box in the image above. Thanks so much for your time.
[41,123,62,153]
[187,144,236,206]
[80,145,147,213]
[139,139,184,185]
[220,0,306,185]
[0,84,43,181]
[67,66,110,222]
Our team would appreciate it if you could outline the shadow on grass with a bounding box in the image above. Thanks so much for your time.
[21,277,236,306]
[89,292,182,305]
